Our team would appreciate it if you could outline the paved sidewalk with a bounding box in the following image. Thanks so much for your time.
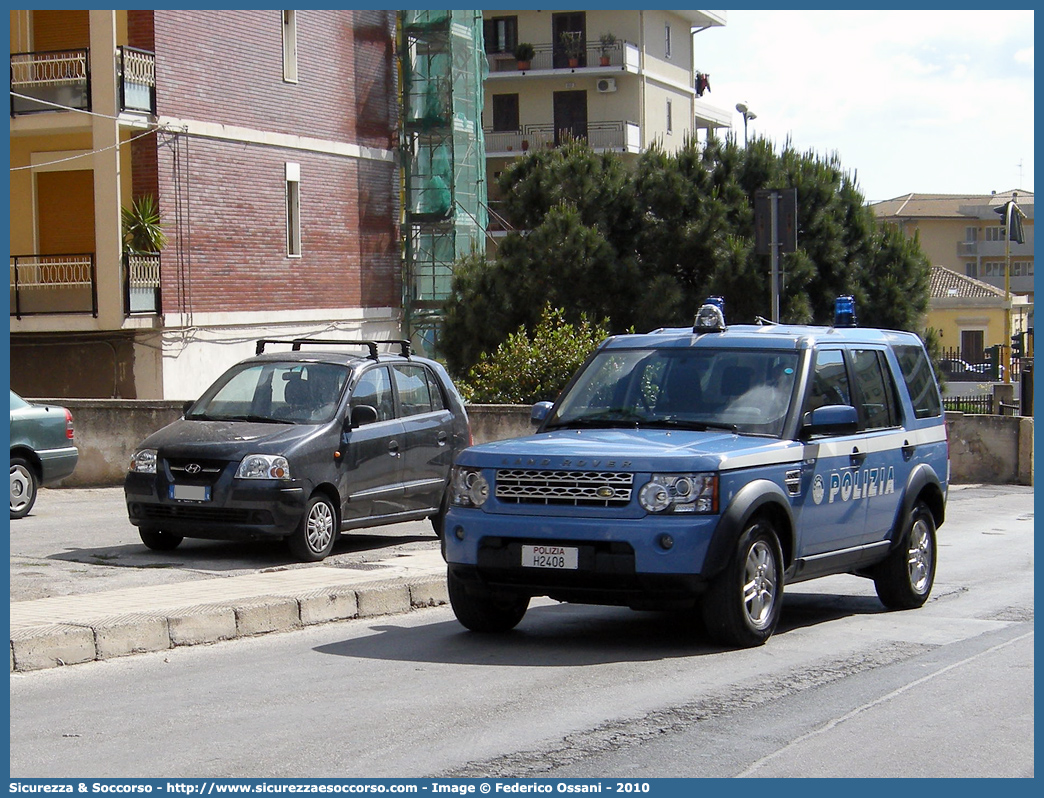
[10,548,449,673]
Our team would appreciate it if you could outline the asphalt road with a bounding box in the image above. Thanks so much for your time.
[8,484,1034,779]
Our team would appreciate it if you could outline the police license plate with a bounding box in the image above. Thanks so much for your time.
[521,545,578,570]
[170,484,210,502]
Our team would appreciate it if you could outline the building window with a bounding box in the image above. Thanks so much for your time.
[985,226,1004,242]
[666,99,673,134]
[980,260,1034,278]
[282,11,298,83]
[665,23,672,58]
[492,94,520,132]
[286,163,301,257]
[965,226,979,242]
[484,16,518,54]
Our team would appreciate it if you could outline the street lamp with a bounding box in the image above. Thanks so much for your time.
[736,102,756,145]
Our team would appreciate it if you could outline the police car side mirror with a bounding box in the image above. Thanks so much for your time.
[531,401,554,426]
[802,405,859,437]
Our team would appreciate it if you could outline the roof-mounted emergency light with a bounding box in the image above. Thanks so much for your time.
[834,296,857,328]
[694,296,726,334]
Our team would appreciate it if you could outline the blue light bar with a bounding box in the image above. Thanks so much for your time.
[704,296,725,313]
[834,295,857,327]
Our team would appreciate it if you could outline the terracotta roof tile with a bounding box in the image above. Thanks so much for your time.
[930,265,1007,299]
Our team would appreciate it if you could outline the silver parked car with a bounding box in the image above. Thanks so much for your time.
[9,390,79,518]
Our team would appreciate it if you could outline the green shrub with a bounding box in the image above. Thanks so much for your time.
[460,305,611,405]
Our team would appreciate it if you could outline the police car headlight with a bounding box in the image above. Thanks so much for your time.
[640,474,718,514]
[236,454,291,480]
[452,466,489,508]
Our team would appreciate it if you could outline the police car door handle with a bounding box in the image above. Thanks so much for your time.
[388,440,401,458]
[901,440,915,460]
[850,447,866,467]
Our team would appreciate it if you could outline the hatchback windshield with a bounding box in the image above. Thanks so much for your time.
[187,362,351,424]
[547,348,800,437]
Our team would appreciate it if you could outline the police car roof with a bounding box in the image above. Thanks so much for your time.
[602,323,921,351]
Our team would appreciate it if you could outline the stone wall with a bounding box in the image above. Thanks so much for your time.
[36,400,1033,488]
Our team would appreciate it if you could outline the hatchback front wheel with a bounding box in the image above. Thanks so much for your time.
[288,494,338,562]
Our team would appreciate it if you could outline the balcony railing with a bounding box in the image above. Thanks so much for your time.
[124,253,161,314]
[10,47,157,116]
[485,120,641,155]
[117,46,157,115]
[487,40,627,73]
[10,254,98,318]
[10,48,91,115]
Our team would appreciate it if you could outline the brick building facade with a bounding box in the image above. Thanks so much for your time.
[10,10,402,400]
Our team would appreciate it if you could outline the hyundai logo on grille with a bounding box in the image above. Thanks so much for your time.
[185,463,202,475]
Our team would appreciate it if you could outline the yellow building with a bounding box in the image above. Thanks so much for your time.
[872,192,1034,321]
[481,10,731,244]
[926,266,1011,363]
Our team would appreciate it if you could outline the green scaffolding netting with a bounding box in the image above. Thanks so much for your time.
[400,10,488,353]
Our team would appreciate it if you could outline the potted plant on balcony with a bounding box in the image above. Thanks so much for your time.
[514,42,535,71]
[560,32,584,68]
[598,32,617,66]
[122,194,167,254]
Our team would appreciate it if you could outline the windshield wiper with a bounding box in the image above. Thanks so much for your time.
[545,409,645,430]
[642,417,740,434]
[227,414,295,424]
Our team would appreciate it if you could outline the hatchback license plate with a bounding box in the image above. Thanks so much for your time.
[170,484,210,502]
[521,545,578,570]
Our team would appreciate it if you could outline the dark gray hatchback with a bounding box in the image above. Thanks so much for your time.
[125,339,470,561]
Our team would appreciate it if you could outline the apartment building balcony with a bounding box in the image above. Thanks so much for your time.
[485,120,642,157]
[10,252,161,320]
[486,40,638,77]
[10,46,155,117]
[957,240,1033,259]
[10,254,97,319]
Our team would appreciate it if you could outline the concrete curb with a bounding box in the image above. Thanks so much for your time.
[10,573,450,673]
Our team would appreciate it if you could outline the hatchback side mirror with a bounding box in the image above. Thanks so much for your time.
[349,404,379,429]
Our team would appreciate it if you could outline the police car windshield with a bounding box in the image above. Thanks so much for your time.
[547,348,799,437]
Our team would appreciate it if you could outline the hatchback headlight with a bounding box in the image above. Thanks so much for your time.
[451,466,489,508]
[236,454,291,480]
[639,474,718,514]
[129,449,158,474]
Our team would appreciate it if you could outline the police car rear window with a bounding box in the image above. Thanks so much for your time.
[892,344,942,419]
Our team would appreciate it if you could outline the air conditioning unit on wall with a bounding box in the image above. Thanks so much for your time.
[596,78,617,93]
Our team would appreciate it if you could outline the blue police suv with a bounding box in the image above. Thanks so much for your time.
[443,299,949,647]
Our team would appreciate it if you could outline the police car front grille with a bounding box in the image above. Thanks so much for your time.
[495,470,633,507]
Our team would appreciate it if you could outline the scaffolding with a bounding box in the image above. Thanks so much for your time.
[399,10,487,357]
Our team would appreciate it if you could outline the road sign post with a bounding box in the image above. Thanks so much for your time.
[754,188,797,322]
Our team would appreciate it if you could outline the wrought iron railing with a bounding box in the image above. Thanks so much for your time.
[10,48,91,115]
[124,252,161,314]
[117,46,156,115]
[10,254,98,318]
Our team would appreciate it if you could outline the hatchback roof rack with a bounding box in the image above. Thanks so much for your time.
[254,338,412,359]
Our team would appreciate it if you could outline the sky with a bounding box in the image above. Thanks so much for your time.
[692,9,1035,204]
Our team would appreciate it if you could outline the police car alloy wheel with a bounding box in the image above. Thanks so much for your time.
[448,569,529,633]
[702,518,784,648]
[873,501,937,610]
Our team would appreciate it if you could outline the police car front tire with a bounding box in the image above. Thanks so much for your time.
[448,570,529,633]
[873,501,936,610]
[139,527,184,551]
[702,518,784,648]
